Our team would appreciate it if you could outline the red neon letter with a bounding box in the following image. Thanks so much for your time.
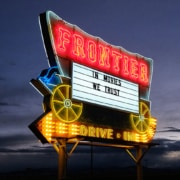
[73,34,85,58]
[87,40,97,63]
[122,56,129,75]
[112,51,122,72]
[130,59,138,79]
[98,44,110,68]
[140,63,149,83]
[58,27,70,52]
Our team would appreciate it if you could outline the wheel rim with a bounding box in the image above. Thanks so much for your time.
[130,102,150,133]
[50,84,83,123]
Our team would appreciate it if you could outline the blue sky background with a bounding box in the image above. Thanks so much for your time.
[0,0,180,173]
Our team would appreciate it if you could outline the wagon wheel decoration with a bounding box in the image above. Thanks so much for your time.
[130,101,151,133]
[50,84,83,123]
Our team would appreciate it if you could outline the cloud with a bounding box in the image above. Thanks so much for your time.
[158,127,180,133]
[0,102,9,106]
[0,131,180,172]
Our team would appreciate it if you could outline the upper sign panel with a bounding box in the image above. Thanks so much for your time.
[39,11,153,100]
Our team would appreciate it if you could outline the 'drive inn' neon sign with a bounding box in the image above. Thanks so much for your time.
[35,111,156,143]
[46,11,152,88]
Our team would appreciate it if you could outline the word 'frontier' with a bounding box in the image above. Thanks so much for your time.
[92,71,121,96]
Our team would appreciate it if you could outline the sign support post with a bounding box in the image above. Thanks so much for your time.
[125,144,155,180]
[57,139,67,180]
[136,147,143,180]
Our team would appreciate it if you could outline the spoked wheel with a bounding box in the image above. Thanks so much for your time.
[130,101,151,133]
[50,84,83,123]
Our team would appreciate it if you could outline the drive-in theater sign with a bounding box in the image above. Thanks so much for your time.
[29,10,157,180]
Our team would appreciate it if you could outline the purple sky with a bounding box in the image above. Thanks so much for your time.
[0,0,180,173]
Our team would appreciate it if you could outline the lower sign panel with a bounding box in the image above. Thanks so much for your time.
[72,63,139,114]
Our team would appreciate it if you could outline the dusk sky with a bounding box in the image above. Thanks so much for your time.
[1,0,180,173]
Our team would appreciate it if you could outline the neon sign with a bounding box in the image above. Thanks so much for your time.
[29,11,157,145]
[53,24,149,85]
[31,111,156,144]
[41,11,153,90]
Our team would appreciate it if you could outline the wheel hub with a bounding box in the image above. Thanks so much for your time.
[64,99,72,108]
[139,114,145,121]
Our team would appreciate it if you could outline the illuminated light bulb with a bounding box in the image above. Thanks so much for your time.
[69,124,79,136]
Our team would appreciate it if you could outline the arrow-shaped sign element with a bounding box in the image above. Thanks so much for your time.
[29,111,80,144]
